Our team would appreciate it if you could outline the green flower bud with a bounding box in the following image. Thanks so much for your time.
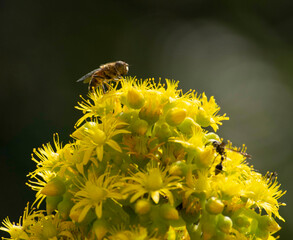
[139,103,162,124]
[118,111,138,124]
[234,216,250,228]
[46,195,63,214]
[127,88,145,109]
[131,119,149,135]
[255,228,270,239]
[197,147,214,168]
[206,197,225,215]
[258,215,280,233]
[217,215,232,234]
[195,107,211,127]
[169,161,188,176]
[155,123,172,140]
[42,219,57,238]
[181,209,200,225]
[166,108,187,126]
[41,177,66,196]
[160,204,179,220]
[93,219,108,240]
[135,199,151,215]
[203,132,220,144]
[178,117,200,135]
[202,216,217,240]
[57,198,74,220]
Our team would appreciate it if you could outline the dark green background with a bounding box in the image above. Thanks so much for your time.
[0,1,292,238]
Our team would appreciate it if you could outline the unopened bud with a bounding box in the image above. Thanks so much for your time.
[195,107,211,127]
[139,103,162,124]
[203,132,220,144]
[234,216,250,228]
[169,161,187,176]
[258,215,280,233]
[160,204,179,220]
[166,108,187,126]
[127,88,145,109]
[135,199,151,215]
[57,198,74,220]
[178,117,200,135]
[198,147,214,168]
[41,177,66,196]
[206,197,225,215]
[42,220,57,238]
[46,195,63,214]
[93,219,108,240]
[217,215,232,234]
[155,123,172,140]
[131,119,148,135]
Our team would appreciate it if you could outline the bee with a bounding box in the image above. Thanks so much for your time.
[77,61,129,92]
[209,140,252,175]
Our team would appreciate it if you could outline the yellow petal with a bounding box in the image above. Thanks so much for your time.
[83,148,94,165]
[96,145,104,161]
[95,203,103,219]
[106,139,122,152]
[78,204,92,223]
[151,191,160,204]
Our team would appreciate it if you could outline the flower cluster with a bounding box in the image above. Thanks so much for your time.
[1,77,286,240]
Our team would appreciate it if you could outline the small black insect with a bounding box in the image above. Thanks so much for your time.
[210,140,252,175]
[265,171,278,182]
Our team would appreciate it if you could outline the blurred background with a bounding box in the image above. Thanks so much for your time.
[0,0,292,238]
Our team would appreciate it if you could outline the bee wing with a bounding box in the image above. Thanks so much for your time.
[227,148,252,159]
[76,68,100,83]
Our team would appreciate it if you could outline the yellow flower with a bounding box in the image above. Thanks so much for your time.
[72,115,129,164]
[71,171,123,221]
[184,170,211,200]
[27,213,77,239]
[0,203,43,240]
[197,93,229,131]
[75,85,122,126]
[1,76,286,240]
[169,127,206,160]
[30,134,62,177]
[211,173,242,199]
[242,172,286,221]
[26,170,57,208]
[123,166,182,205]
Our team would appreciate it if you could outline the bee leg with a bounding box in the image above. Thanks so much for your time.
[89,77,99,92]
[101,84,106,94]
[103,81,113,93]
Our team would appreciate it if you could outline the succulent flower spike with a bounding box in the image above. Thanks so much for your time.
[1,76,285,239]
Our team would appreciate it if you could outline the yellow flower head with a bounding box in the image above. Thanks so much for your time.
[243,172,286,221]
[2,76,286,240]
[72,115,129,164]
[123,165,182,205]
[71,170,123,221]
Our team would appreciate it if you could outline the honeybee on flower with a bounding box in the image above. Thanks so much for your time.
[77,61,129,92]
